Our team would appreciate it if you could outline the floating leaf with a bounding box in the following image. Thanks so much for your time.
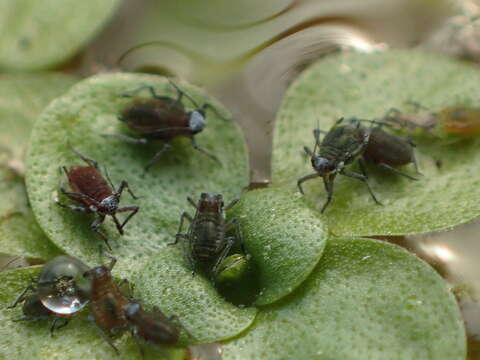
[0,267,186,359]
[0,1,120,70]
[274,50,480,236]
[229,187,327,306]
[223,237,466,360]
[26,72,248,275]
[132,247,256,344]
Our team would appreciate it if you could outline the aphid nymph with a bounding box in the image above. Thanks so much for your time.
[104,79,228,171]
[55,146,139,250]
[171,193,245,277]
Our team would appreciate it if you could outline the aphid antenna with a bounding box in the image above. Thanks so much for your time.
[312,118,322,154]
[66,142,99,169]
[103,165,116,191]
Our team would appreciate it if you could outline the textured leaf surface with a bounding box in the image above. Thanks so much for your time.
[132,247,257,344]
[0,1,120,70]
[274,50,480,236]
[0,267,186,359]
[26,73,248,273]
[229,187,327,306]
[223,237,466,360]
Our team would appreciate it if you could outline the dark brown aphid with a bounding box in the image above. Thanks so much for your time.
[83,256,130,353]
[361,121,420,180]
[171,193,244,277]
[56,147,139,250]
[125,302,190,346]
[105,80,227,171]
[8,255,91,336]
[297,118,381,213]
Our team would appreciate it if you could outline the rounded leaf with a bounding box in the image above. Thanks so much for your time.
[0,1,120,70]
[223,237,466,360]
[25,73,248,275]
[274,50,480,236]
[229,187,327,306]
[132,247,257,344]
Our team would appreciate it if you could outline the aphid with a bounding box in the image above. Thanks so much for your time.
[124,301,190,347]
[171,193,244,277]
[105,79,227,171]
[8,255,91,335]
[214,253,251,284]
[83,256,130,353]
[55,146,139,250]
[436,105,480,136]
[297,118,381,213]
[360,120,420,180]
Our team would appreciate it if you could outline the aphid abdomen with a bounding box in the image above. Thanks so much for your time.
[136,314,179,344]
[90,273,128,330]
[192,219,223,262]
[68,167,112,202]
[122,99,191,140]
[364,129,413,166]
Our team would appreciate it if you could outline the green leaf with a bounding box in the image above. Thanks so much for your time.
[26,73,248,274]
[0,73,78,165]
[223,237,466,360]
[274,50,480,236]
[0,1,120,70]
[132,247,257,344]
[229,187,327,306]
[0,267,186,359]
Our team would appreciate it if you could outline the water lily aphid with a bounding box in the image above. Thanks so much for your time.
[125,301,191,347]
[171,193,245,278]
[436,105,480,136]
[55,146,139,250]
[8,255,91,336]
[83,256,130,353]
[214,253,251,284]
[297,118,381,213]
[105,79,227,171]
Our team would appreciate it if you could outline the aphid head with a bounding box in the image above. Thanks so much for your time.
[124,302,141,321]
[188,110,206,134]
[99,195,119,214]
[311,156,337,176]
[198,193,223,212]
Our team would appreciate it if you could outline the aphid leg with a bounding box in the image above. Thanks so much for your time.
[341,170,382,205]
[144,143,171,172]
[169,212,193,245]
[376,163,419,181]
[121,85,160,99]
[49,317,70,337]
[320,176,335,213]
[116,180,139,200]
[167,79,201,109]
[104,254,117,271]
[94,322,120,354]
[117,278,135,299]
[201,103,229,121]
[411,153,422,175]
[297,173,319,195]
[101,133,149,145]
[55,202,92,213]
[69,146,99,169]
[90,215,112,251]
[187,197,198,209]
[13,315,49,323]
[190,138,220,164]
[8,285,35,308]
[358,158,369,179]
[225,198,239,211]
[116,206,140,231]
[211,237,235,277]
[225,218,245,254]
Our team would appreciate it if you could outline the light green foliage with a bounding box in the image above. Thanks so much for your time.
[132,247,257,344]
[223,238,466,360]
[229,187,327,306]
[0,1,120,70]
[274,50,480,236]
